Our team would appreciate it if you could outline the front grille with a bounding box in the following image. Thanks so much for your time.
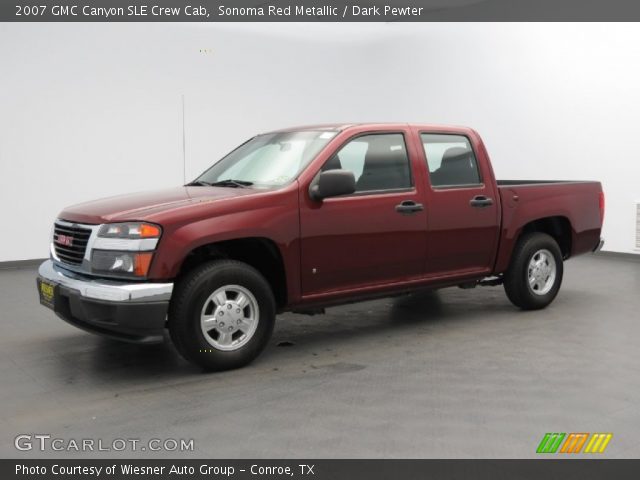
[53,222,92,266]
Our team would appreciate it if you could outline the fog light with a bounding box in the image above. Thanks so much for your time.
[92,250,154,277]
[112,254,134,272]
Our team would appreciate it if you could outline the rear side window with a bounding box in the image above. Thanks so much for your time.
[421,133,481,187]
[323,133,412,193]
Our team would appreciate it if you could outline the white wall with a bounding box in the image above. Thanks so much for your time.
[1,23,638,262]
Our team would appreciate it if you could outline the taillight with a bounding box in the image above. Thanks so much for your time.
[599,191,605,223]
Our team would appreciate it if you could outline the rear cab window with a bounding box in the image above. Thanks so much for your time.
[421,133,481,188]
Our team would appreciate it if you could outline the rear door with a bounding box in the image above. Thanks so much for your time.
[416,130,500,276]
[299,128,428,295]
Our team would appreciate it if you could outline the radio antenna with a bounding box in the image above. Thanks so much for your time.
[182,94,186,184]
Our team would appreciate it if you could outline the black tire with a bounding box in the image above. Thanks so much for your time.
[168,260,276,371]
[503,232,564,310]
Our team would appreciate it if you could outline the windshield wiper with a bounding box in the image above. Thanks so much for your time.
[185,179,253,188]
[209,179,253,188]
[185,180,212,187]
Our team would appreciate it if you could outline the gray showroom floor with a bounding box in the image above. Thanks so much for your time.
[1,254,639,459]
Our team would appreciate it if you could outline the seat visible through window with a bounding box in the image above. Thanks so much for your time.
[421,134,481,187]
[430,147,480,186]
[323,133,412,193]
[356,136,411,191]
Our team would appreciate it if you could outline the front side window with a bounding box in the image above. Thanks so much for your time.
[323,133,412,193]
[196,130,337,188]
[421,133,481,187]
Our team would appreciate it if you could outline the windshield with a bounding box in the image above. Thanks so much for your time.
[193,130,338,188]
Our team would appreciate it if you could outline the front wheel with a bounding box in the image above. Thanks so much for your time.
[168,260,276,371]
[503,232,564,310]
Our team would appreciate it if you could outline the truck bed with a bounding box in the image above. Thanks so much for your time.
[493,179,603,273]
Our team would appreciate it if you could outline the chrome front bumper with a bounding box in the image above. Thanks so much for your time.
[37,260,173,343]
[38,260,173,303]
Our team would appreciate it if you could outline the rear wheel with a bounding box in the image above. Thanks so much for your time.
[503,233,563,310]
[168,260,275,371]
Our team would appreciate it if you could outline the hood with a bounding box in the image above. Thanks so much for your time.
[58,186,259,224]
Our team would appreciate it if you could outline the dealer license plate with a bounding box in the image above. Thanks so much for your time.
[38,279,57,310]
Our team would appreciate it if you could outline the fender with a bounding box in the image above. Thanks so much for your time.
[146,185,302,304]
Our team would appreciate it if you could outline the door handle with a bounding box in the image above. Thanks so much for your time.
[395,200,424,214]
[469,195,493,208]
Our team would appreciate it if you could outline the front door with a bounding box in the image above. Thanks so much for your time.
[300,131,428,296]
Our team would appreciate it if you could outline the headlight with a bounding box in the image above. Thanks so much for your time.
[92,250,154,277]
[92,222,162,278]
[98,222,161,239]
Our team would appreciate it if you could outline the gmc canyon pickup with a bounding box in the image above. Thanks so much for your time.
[37,123,604,370]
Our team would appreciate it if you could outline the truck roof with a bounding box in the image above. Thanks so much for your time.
[266,123,476,135]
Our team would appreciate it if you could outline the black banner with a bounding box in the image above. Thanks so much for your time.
[4,459,640,480]
[4,0,640,22]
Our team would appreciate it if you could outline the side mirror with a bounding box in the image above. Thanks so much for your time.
[309,169,356,201]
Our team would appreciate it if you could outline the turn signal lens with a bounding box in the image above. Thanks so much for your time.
[134,252,154,277]
[599,191,605,223]
[139,224,161,238]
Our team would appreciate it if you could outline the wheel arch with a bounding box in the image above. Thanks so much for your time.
[519,216,573,259]
[176,237,288,310]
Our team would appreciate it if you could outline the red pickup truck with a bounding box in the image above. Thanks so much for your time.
[37,123,604,370]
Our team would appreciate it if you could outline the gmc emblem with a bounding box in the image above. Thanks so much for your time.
[56,234,73,247]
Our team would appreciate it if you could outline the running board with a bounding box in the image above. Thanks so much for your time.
[458,276,503,289]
